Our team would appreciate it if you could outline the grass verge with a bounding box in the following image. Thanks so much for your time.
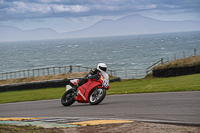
[0,73,200,104]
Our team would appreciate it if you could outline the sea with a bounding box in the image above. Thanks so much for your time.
[0,31,200,74]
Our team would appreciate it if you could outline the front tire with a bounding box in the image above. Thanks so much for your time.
[89,88,106,105]
[61,89,75,106]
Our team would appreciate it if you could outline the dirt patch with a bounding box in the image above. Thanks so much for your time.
[63,122,200,133]
[1,122,199,133]
[0,124,64,133]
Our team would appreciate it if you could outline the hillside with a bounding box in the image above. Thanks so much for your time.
[154,55,200,70]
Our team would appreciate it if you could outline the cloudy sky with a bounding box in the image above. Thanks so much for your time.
[0,0,200,33]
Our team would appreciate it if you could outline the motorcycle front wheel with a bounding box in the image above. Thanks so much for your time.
[89,88,106,105]
[61,89,75,106]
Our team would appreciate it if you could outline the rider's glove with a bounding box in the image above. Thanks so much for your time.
[88,72,100,80]
[93,74,100,80]
[89,68,98,75]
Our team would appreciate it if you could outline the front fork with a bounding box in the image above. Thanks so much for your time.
[92,87,98,95]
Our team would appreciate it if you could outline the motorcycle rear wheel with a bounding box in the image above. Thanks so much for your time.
[89,88,106,105]
[61,89,75,106]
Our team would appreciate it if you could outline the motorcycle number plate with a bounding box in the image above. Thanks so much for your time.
[103,79,109,88]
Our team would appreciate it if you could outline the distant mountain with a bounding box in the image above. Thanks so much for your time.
[1,14,200,41]
[0,25,59,41]
[62,14,200,38]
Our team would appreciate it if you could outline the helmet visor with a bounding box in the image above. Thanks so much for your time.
[99,66,107,72]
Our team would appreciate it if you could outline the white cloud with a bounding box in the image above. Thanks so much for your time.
[51,4,89,13]
[0,0,199,21]
[35,0,63,3]
[52,5,70,12]
[69,5,89,12]
[135,4,157,10]
[4,1,89,15]
[12,1,29,13]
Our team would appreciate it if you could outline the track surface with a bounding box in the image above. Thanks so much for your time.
[0,91,200,123]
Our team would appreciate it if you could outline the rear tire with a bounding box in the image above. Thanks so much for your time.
[61,89,75,106]
[89,88,106,105]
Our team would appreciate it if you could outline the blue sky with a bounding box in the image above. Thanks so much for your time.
[0,0,200,33]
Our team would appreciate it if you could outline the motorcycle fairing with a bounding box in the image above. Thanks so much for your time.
[76,79,102,103]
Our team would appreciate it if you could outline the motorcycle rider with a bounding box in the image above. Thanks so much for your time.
[72,63,107,94]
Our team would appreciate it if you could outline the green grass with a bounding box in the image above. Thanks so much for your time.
[0,74,200,104]
[107,73,200,94]
[0,87,66,104]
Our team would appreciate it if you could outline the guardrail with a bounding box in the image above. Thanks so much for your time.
[146,58,164,75]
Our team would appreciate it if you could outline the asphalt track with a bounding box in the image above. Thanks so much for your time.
[0,91,200,125]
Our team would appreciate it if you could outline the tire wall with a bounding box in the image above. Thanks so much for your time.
[153,65,200,78]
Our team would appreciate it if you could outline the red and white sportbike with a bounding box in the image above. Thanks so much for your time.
[61,71,109,106]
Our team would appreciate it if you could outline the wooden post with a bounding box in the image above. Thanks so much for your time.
[23,70,25,77]
[70,65,72,73]
[28,70,30,77]
[161,58,163,64]
[183,51,185,58]
[64,66,66,73]
[43,68,45,76]
[47,68,49,75]
[53,67,55,75]
[194,48,196,56]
